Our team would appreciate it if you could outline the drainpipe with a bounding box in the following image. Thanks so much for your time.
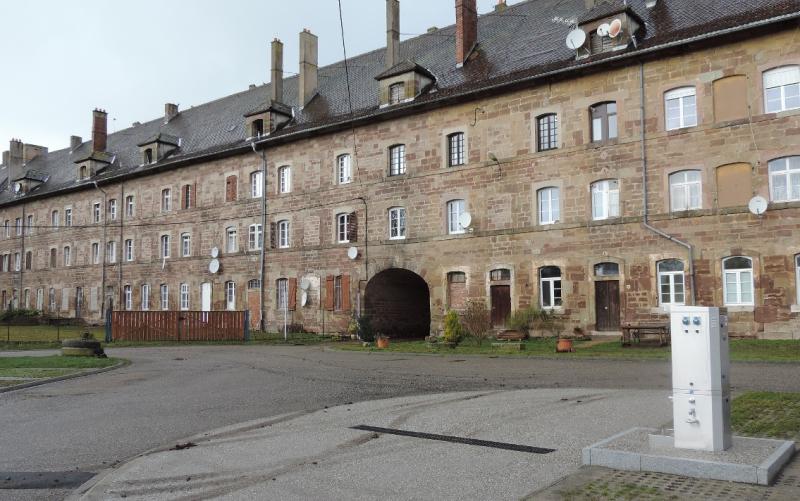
[19,204,26,308]
[118,182,124,310]
[639,62,696,305]
[92,181,108,315]
[357,197,369,282]
[251,142,267,331]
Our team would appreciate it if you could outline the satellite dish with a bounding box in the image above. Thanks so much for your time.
[210,247,219,258]
[13,182,21,193]
[209,258,220,274]
[748,196,768,216]
[301,291,308,307]
[565,29,587,50]
[608,18,623,38]
[597,23,611,37]
[300,278,311,291]
[458,212,473,229]
[347,246,358,260]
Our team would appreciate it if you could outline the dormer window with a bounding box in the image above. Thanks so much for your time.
[137,134,179,165]
[375,61,435,108]
[389,83,404,105]
[144,148,153,164]
[574,6,642,60]
[79,165,88,180]
[251,119,264,138]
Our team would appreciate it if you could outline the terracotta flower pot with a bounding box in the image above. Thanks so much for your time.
[376,337,390,349]
[556,338,574,353]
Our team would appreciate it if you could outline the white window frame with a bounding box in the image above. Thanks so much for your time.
[141,284,150,311]
[538,187,560,225]
[106,241,116,264]
[63,246,71,267]
[277,278,288,310]
[225,281,236,311]
[93,202,101,223]
[248,224,262,251]
[665,87,698,130]
[36,288,44,311]
[160,284,169,311]
[591,180,620,220]
[251,171,263,198]
[447,199,466,235]
[125,195,135,217]
[14,252,20,271]
[768,156,800,202]
[337,213,350,244]
[51,210,59,229]
[669,170,702,212]
[723,256,755,306]
[539,267,562,310]
[64,208,72,227]
[337,154,352,184]
[26,214,33,235]
[388,207,406,240]
[181,233,191,257]
[278,166,291,194]
[108,199,117,221]
[124,239,134,262]
[161,189,172,212]
[160,235,170,259]
[389,145,406,176]
[226,227,238,253]
[180,283,190,311]
[91,243,100,264]
[278,220,290,248]
[764,65,800,113]
[123,285,132,311]
[657,260,686,306]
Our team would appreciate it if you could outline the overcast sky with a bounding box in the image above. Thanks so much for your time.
[0,0,522,152]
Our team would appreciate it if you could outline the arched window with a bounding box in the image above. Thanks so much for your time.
[594,262,620,276]
[25,251,31,271]
[657,259,685,305]
[537,187,560,225]
[768,156,800,202]
[536,114,558,151]
[447,199,466,234]
[181,233,191,257]
[226,227,237,253]
[447,132,466,167]
[51,210,59,229]
[590,102,617,142]
[665,87,698,130]
[337,154,352,184]
[250,171,263,198]
[159,235,169,259]
[540,266,562,309]
[141,284,150,311]
[79,165,87,180]
[50,248,57,268]
[763,65,800,113]
[179,283,190,311]
[723,257,754,306]
[278,166,291,193]
[277,220,290,248]
[669,170,702,212]
[591,180,620,220]
[123,285,132,311]
[225,281,236,311]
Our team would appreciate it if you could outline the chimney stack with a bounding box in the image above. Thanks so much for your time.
[455,0,478,67]
[298,29,319,107]
[165,103,179,123]
[8,139,23,183]
[386,0,400,70]
[92,109,108,153]
[1,151,8,167]
[22,144,47,164]
[70,136,82,151]
[271,38,284,103]
[495,0,507,12]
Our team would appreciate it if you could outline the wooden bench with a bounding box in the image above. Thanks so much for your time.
[621,323,670,346]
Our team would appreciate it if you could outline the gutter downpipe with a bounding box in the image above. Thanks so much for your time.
[92,181,108,315]
[119,182,124,310]
[639,62,696,305]
[251,142,267,332]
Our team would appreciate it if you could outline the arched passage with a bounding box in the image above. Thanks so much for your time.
[365,268,431,339]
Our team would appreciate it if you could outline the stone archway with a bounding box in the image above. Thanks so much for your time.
[365,268,431,339]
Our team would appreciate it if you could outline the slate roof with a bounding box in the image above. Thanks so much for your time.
[1,0,798,207]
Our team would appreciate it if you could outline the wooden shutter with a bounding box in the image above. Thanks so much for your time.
[341,275,351,311]
[192,182,197,208]
[226,175,237,202]
[270,222,277,249]
[288,278,297,311]
[324,275,335,311]
[347,211,358,242]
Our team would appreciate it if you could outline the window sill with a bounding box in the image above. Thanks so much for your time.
[725,305,755,313]
[790,305,800,314]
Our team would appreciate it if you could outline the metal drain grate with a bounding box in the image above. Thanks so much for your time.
[350,425,555,454]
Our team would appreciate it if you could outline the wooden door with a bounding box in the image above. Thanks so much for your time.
[595,281,620,331]
[490,285,511,327]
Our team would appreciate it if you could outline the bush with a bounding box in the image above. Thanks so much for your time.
[0,308,41,322]
[461,300,491,345]
[443,310,463,345]
[357,315,375,342]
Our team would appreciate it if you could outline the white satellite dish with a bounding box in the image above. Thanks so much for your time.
[347,246,358,260]
[748,196,768,216]
[300,278,311,291]
[301,291,308,307]
[209,258,220,274]
[210,247,219,258]
[566,29,587,50]
[597,23,611,37]
[458,212,473,229]
[608,18,623,38]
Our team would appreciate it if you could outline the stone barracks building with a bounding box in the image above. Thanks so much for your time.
[1,0,800,338]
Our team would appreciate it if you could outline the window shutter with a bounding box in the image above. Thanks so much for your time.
[341,275,351,311]
[226,175,237,202]
[347,212,358,242]
[288,278,297,311]
[325,275,335,311]
[270,222,277,249]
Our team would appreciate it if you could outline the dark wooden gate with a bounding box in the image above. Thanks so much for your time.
[110,311,248,342]
[595,281,620,331]
[490,285,511,327]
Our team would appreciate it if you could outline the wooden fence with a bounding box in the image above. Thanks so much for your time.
[109,310,249,342]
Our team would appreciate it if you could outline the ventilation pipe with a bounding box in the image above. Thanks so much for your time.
[455,0,478,67]
[386,0,400,69]
[298,29,318,107]
[271,38,284,103]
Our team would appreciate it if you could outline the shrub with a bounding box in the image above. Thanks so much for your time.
[0,308,41,322]
[357,315,375,342]
[461,300,491,345]
[443,310,463,345]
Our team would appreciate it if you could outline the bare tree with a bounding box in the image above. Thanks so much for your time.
[461,300,491,345]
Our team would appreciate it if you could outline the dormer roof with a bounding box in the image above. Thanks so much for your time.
[137,133,180,148]
[375,60,436,82]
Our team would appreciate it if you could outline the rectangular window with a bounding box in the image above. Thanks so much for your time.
[51,211,59,229]
[389,145,406,176]
[670,170,702,212]
[161,189,172,212]
[124,239,134,262]
[448,133,465,167]
[36,288,44,311]
[64,209,72,227]
[540,270,562,309]
[181,233,191,257]
[123,285,132,311]
[160,284,169,310]
[590,102,617,142]
[225,282,236,311]
[665,87,698,130]
[226,228,237,253]
[181,184,193,209]
[389,207,406,239]
[278,167,291,194]
[659,272,685,305]
[334,276,342,311]
[14,252,20,271]
[591,180,620,220]
[538,187,560,225]
[141,284,150,311]
[160,235,170,258]
[764,66,800,113]
[338,155,352,184]
[49,288,56,312]
[63,247,71,267]
[337,213,350,243]
[389,83,404,105]
[226,175,238,201]
[108,199,117,220]
[768,156,800,202]
[180,283,189,311]
[537,114,559,152]
[26,214,33,235]
[15,218,22,236]
[277,278,288,310]
[125,195,135,217]
[106,241,116,263]
[278,221,290,248]
[93,202,101,223]
[447,200,466,235]
[248,225,262,251]
[92,243,100,264]
[4,220,9,238]
[251,171,263,198]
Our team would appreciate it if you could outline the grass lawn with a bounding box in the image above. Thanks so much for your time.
[732,392,800,441]
[336,337,800,362]
[0,355,121,386]
[0,325,105,343]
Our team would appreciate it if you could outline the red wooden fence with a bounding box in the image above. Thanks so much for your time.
[110,311,247,342]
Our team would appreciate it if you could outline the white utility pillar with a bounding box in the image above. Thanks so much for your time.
[669,306,732,452]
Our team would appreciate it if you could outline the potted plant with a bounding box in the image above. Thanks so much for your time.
[376,333,390,349]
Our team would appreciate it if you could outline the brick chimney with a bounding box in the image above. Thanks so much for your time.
[271,38,284,103]
[22,144,47,163]
[455,0,478,67]
[495,0,507,12]
[299,29,318,107]
[1,151,8,167]
[8,139,23,184]
[92,109,108,153]
[164,103,179,123]
[386,0,400,70]
[70,135,82,151]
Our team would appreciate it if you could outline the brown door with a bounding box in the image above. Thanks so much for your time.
[595,281,620,331]
[490,285,511,327]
